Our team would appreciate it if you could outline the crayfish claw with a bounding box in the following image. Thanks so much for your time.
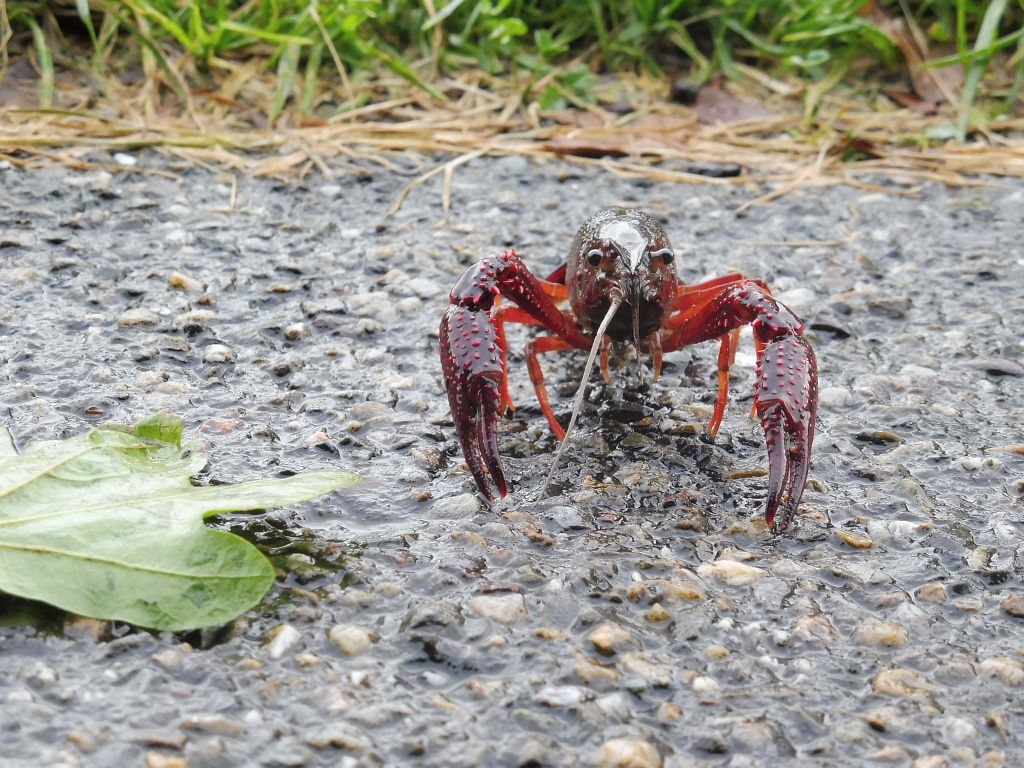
[439,305,509,501]
[476,385,507,498]
[762,404,788,528]
[459,411,505,501]
[754,336,818,531]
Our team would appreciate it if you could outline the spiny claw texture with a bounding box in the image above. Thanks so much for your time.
[755,335,817,530]
[439,249,586,499]
[439,304,507,500]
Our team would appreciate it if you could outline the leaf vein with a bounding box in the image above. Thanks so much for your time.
[0,542,265,580]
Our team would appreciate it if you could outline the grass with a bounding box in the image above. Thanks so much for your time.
[0,1,1021,205]
[2,1,1022,118]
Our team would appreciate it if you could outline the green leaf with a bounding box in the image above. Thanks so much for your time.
[134,411,184,446]
[539,84,565,111]
[0,415,357,631]
[0,428,15,460]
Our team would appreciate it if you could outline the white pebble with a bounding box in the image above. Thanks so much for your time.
[979,657,1024,686]
[5,688,32,704]
[775,287,815,311]
[433,494,483,518]
[596,692,632,720]
[328,624,378,656]
[265,624,301,660]
[176,309,217,326]
[169,270,203,292]
[284,322,310,341]
[692,675,719,694]
[818,386,854,408]
[943,716,977,743]
[697,560,766,586]
[468,593,527,624]
[534,685,586,708]
[597,738,662,768]
[134,371,168,391]
[203,344,236,363]
[405,277,442,298]
[118,309,159,326]
[157,380,190,394]
[900,364,937,379]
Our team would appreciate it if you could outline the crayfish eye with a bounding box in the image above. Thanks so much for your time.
[586,248,603,266]
[652,248,674,265]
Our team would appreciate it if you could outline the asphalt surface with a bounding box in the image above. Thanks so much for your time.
[0,153,1022,767]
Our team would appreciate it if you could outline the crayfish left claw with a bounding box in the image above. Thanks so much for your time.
[754,335,817,530]
[458,388,507,500]
[439,305,509,500]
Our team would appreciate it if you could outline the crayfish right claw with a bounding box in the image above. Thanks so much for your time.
[754,335,817,531]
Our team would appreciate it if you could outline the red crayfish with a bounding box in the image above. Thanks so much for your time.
[439,208,817,530]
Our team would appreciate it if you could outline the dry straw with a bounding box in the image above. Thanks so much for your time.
[1,66,1022,213]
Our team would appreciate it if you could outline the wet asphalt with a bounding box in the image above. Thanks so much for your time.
[0,154,1022,767]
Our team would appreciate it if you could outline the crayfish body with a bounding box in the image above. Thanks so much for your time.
[439,208,817,530]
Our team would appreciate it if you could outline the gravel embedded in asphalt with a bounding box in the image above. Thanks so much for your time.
[0,154,1022,766]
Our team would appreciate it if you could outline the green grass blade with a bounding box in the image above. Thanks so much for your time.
[359,39,445,101]
[302,41,324,115]
[782,21,865,43]
[219,20,315,47]
[118,0,202,56]
[23,16,53,108]
[957,0,1010,143]
[186,1,212,57]
[1004,40,1024,114]
[270,41,301,124]
[927,27,1024,67]
[75,0,98,48]
[96,7,121,53]
[667,25,710,77]
[422,0,468,31]
[111,8,191,104]
[587,0,610,57]
[725,17,791,57]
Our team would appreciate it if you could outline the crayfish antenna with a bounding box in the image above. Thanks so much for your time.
[542,294,623,496]
[631,296,644,387]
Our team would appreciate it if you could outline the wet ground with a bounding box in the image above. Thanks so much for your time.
[0,154,1022,767]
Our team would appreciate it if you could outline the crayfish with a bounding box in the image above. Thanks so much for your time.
[439,208,817,530]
